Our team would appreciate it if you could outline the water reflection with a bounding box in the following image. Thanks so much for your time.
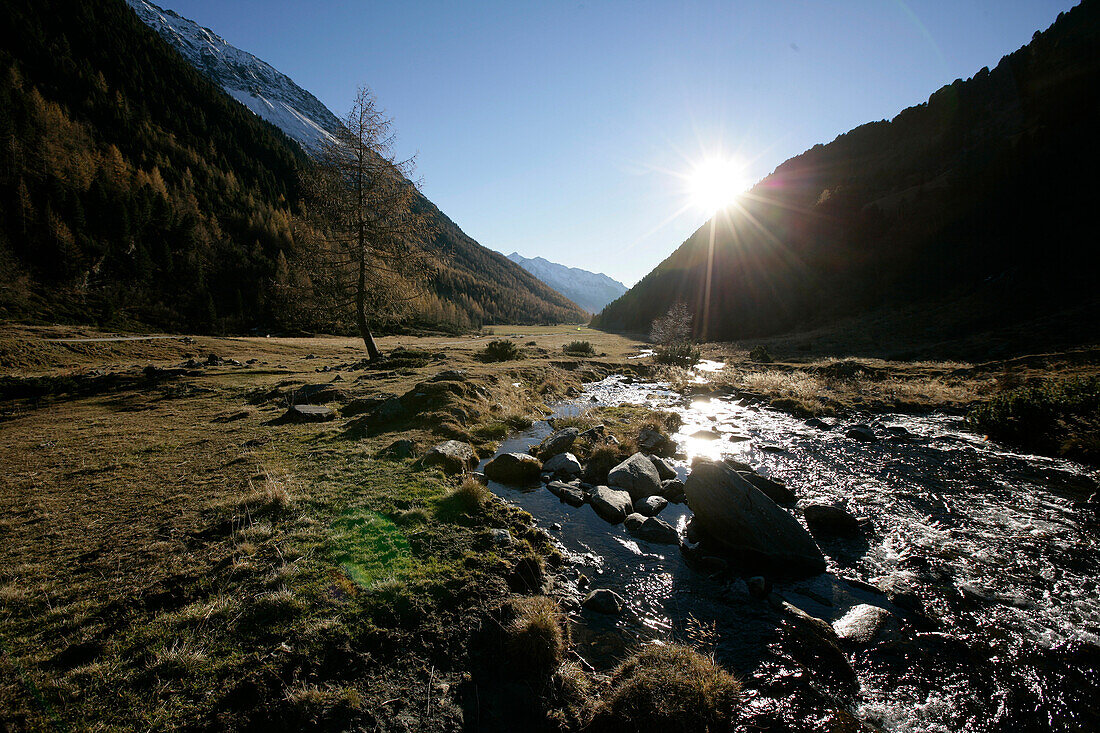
[484,373,1100,731]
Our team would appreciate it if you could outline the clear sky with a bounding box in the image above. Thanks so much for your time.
[158,0,1076,286]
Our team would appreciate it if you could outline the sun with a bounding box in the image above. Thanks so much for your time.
[687,156,750,214]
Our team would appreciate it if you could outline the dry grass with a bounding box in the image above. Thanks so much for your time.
[590,643,742,733]
[505,596,567,678]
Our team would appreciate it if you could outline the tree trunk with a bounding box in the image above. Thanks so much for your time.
[356,255,382,361]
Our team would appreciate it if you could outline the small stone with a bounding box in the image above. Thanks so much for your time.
[281,404,335,423]
[623,513,646,531]
[630,516,680,544]
[547,480,585,507]
[846,424,877,442]
[542,452,583,476]
[589,486,633,523]
[489,529,513,546]
[648,455,678,481]
[747,576,768,597]
[833,604,891,645]
[803,503,862,536]
[420,440,478,475]
[661,478,686,503]
[535,428,580,459]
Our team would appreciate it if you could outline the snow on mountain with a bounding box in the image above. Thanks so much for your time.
[506,253,628,315]
[125,0,341,150]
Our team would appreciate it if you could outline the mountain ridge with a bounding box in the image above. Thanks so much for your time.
[506,252,627,314]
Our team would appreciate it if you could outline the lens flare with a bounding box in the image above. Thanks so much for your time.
[687,156,749,213]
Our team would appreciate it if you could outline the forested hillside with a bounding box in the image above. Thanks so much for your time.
[592,1,1099,346]
[0,0,584,333]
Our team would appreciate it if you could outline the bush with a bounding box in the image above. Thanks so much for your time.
[505,596,567,678]
[968,376,1100,461]
[478,339,521,362]
[590,644,741,732]
[562,340,596,356]
[749,345,773,363]
[653,343,700,367]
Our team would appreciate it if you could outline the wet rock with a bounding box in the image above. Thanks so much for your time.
[722,457,754,473]
[378,439,417,459]
[648,455,678,481]
[683,459,826,575]
[661,478,686,503]
[805,417,831,429]
[535,427,580,459]
[778,599,857,695]
[630,516,680,544]
[804,504,862,536]
[883,425,912,437]
[607,452,663,500]
[281,404,335,423]
[959,583,1035,609]
[690,429,721,440]
[623,513,646,532]
[542,452,582,476]
[420,440,478,475]
[832,604,892,645]
[846,424,877,442]
[590,486,633,523]
[582,589,624,615]
[739,472,797,504]
[634,495,668,516]
[547,480,585,507]
[484,452,542,484]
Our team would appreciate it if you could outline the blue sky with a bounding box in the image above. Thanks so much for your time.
[160,0,1076,285]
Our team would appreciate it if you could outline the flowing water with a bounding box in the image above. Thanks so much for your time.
[481,372,1100,732]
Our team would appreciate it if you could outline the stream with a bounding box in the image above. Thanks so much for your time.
[480,369,1100,732]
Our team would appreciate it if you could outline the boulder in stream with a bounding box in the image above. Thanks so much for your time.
[608,452,663,500]
[661,478,686,503]
[739,472,797,504]
[634,495,668,516]
[484,452,542,484]
[648,455,678,481]
[803,503,862,536]
[535,427,579,459]
[542,452,582,476]
[590,486,633,523]
[547,480,585,507]
[846,424,877,442]
[582,588,624,615]
[832,604,895,645]
[683,459,826,575]
[630,516,680,545]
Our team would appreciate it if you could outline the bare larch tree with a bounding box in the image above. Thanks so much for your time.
[651,300,693,347]
[301,87,435,360]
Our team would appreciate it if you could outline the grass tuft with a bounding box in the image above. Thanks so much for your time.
[591,643,741,733]
[562,341,596,356]
[505,595,566,677]
[477,339,522,362]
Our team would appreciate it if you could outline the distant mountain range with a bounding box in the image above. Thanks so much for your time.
[592,1,1099,354]
[506,253,627,314]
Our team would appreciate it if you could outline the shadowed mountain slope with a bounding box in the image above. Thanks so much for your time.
[592,1,1100,352]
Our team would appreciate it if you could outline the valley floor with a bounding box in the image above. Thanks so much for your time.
[0,323,1095,729]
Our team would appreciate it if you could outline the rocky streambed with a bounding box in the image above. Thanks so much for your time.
[479,372,1100,732]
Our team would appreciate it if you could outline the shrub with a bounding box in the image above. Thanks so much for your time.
[562,340,595,356]
[505,596,566,677]
[968,376,1100,461]
[478,339,521,362]
[654,343,700,367]
[591,643,741,732]
[749,345,773,363]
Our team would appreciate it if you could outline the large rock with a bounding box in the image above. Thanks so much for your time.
[739,472,797,504]
[607,452,663,501]
[484,452,542,484]
[281,404,335,423]
[683,459,825,575]
[637,427,672,455]
[589,486,633,523]
[803,504,861,536]
[623,513,646,532]
[661,478,686,503]
[648,455,678,481]
[542,452,582,476]
[846,424,877,442]
[630,516,680,544]
[420,440,477,475]
[535,427,579,459]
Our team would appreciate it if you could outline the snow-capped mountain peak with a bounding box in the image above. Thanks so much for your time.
[506,253,628,314]
[125,0,341,150]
